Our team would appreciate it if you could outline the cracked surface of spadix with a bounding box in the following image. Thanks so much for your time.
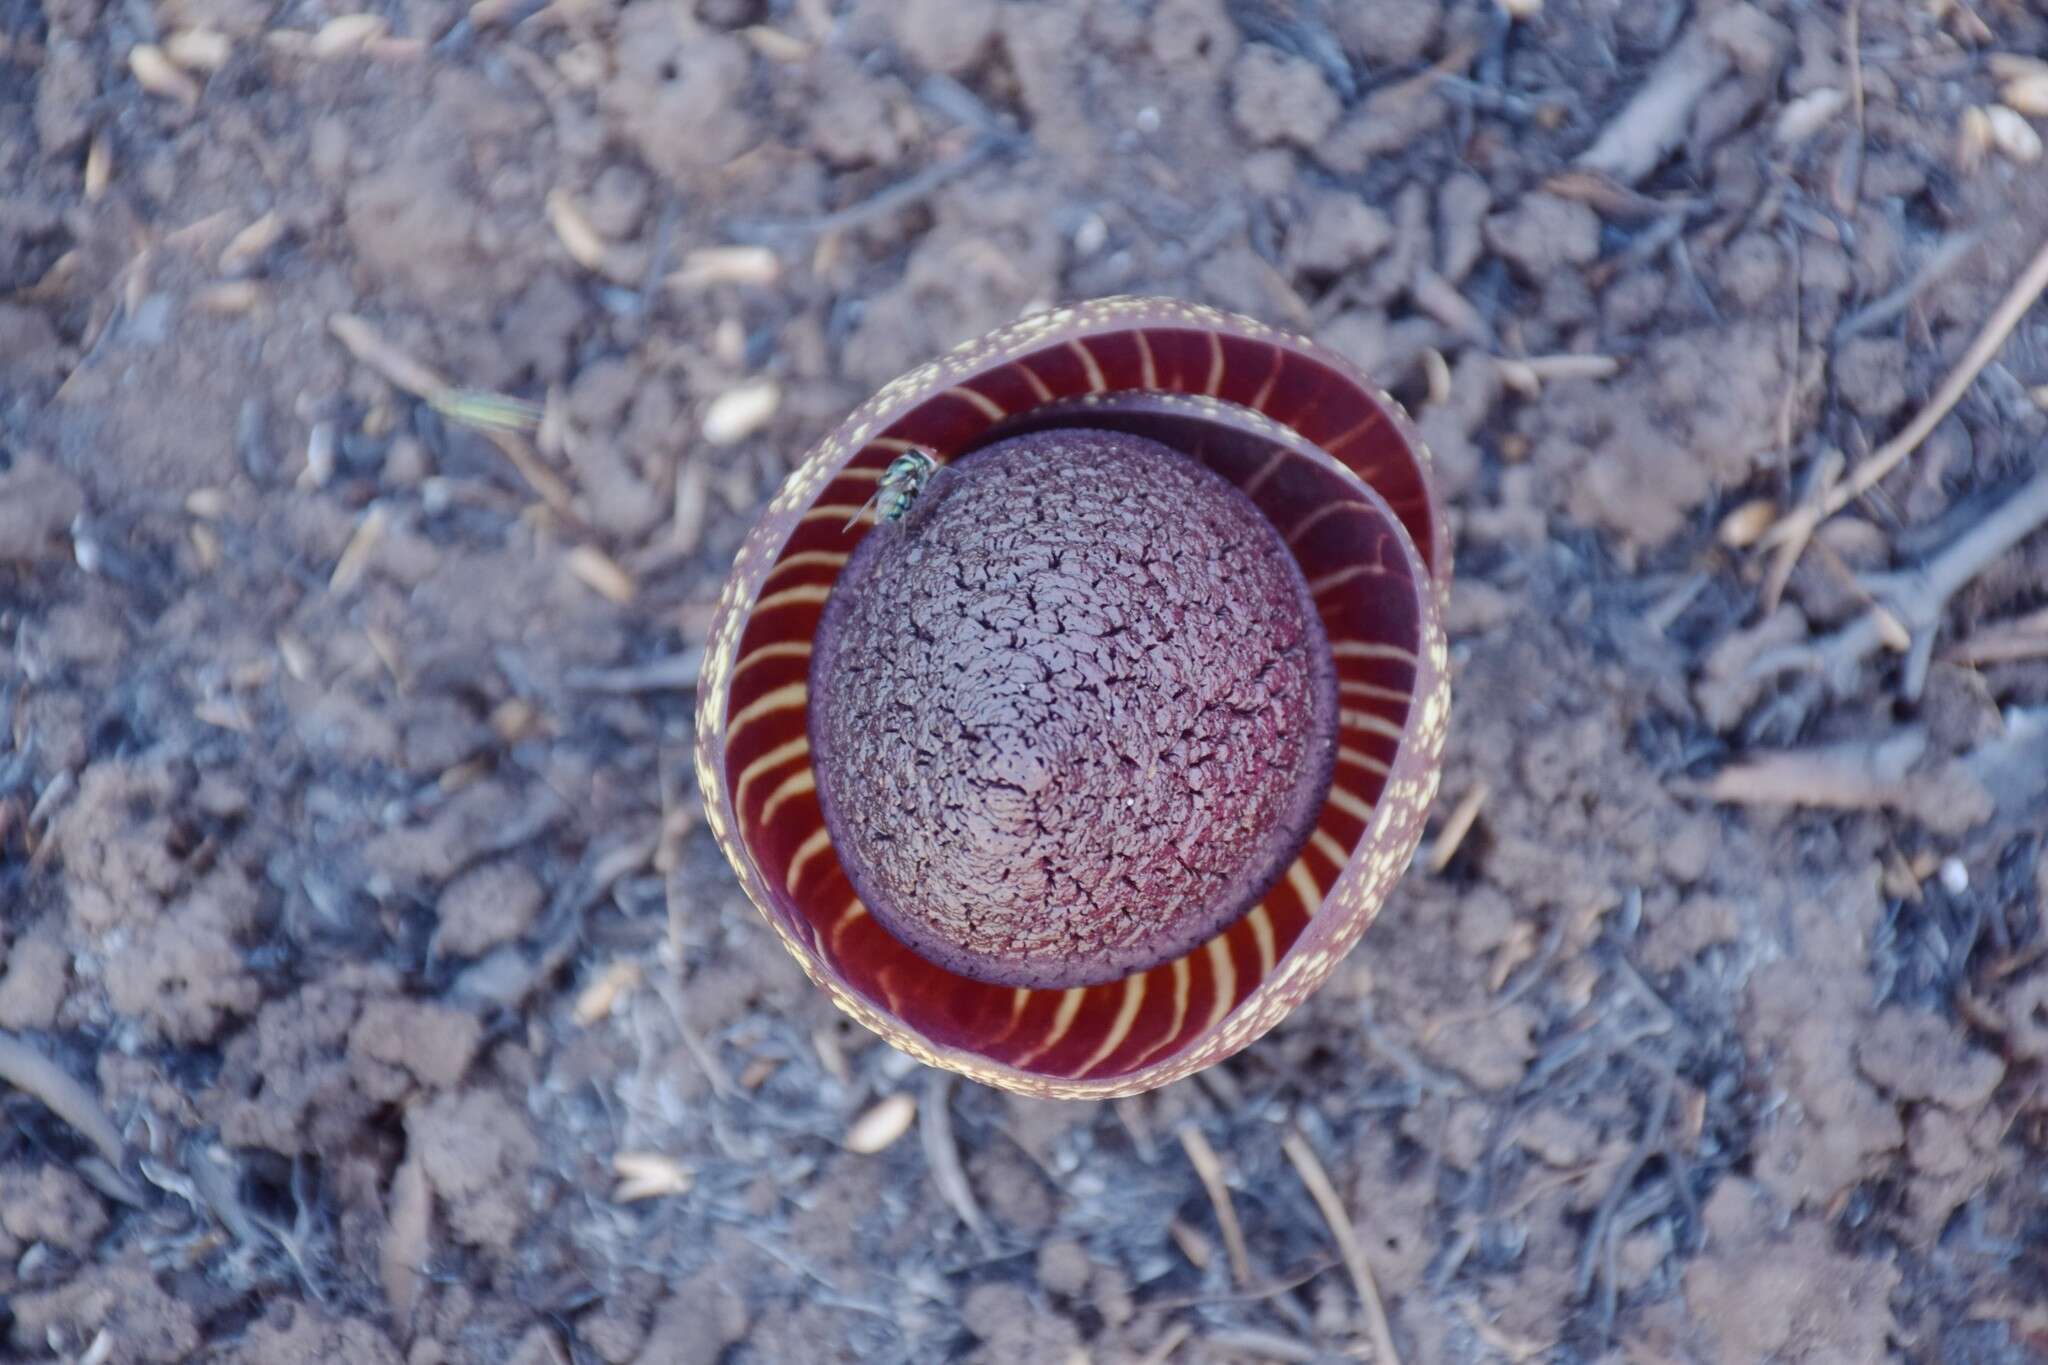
[810,429,1338,989]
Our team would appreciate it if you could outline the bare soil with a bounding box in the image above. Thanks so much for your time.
[5,1,2048,1362]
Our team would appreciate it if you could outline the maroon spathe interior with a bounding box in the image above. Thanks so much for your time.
[718,319,1433,1082]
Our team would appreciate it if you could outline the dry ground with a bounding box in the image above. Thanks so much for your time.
[5,0,2048,1361]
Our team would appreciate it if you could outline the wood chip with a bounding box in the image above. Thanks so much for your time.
[193,280,262,314]
[381,1152,431,1333]
[565,545,636,604]
[220,211,283,274]
[329,505,389,593]
[83,132,110,200]
[1421,347,1452,408]
[277,632,316,681]
[1775,86,1845,144]
[310,14,389,58]
[1987,105,2043,163]
[572,960,643,1025]
[1959,106,1994,174]
[743,24,812,62]
[2003,74,2048,118]
[612,1151,694,1201]
[668,245,782,291]
[130,44,201,105]
[165,27,232,71]
[1989,53,2048,84]
[545,188,612,273]
[185,487,228,519]
[845,1091,917,1153]
[1717,498,1778,549]
[702,378,781,446]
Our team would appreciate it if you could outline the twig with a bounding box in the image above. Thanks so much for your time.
[1694,727,1934,809]
[1137,1322,1193,1365]
[1177,1124,1252,1289]
[727,134,1015,244]
[0,1031,128,1173]
[1574,1073,1674,1314]
[920,1071,995,1255]
[1144,1257,1340,1311]
[1835,229,1983,341]
[1752,466,2048,696]
[1760,234,2048,555]
[1428,781,1490,872]
[1202,1328,1320,1363]
[564,649,705,694]
[1282,1130,1402,1365]
[1832,0,1864,213]
[1574,18,1734,186]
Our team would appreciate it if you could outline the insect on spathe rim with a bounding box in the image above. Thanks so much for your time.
[697,295,1450,1098]
[842,448,940,531]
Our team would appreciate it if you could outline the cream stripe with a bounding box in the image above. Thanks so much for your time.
[1331,640,1418,665]
[1323,409,1385,453]
[753,584,832,615]
[1074,974,1147,1078]
[838,466,883,483]
[949,385,1004,420]
[1203,937,1237,1032]
[731,641,812,682]
[759,769,815,824]
[989,988,1032,1046]
[1015,359,1054,403]
[830,900,867,954]
[1071,339,1107,393]
[871,437,919,453]
[1341,709,1406,743]
[1340,679,1412,705]
[800,503,870,525]
[1286,500,1373,547]
[1311,829,1351,868]
[784,826,833,893]
[1014,988,1086,1067]
[1241,448,1288,497]
[1335,747,1391,777]
[1135,330,1158,390]
[1249,347,1284,409]
[1310,564,1387,596]
[1286,860,1322,915]
[763,550,849,584]
[1128,957,1193,1071]
[731,736,809,811]
[1326,785,1377,824]
[728,681,807,735]
[1248,906,1277,977]
[1205,331,1225,396]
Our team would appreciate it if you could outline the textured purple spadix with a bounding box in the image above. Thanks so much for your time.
[809,428,1338,989]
